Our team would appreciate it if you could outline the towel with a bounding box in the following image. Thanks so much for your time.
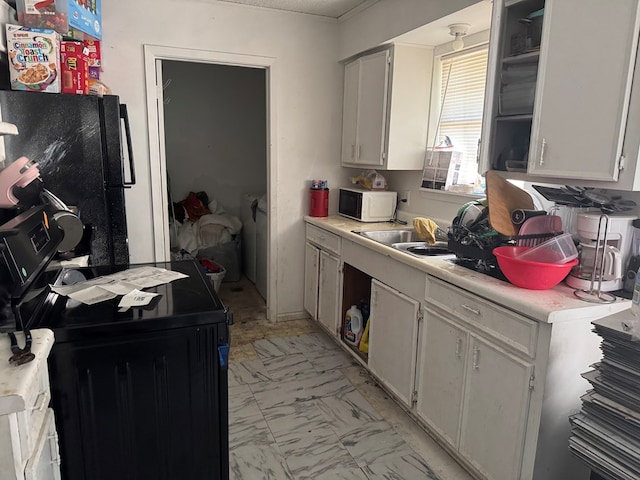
[413,217,439,245]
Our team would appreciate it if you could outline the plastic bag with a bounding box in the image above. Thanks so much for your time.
[351,169,387,190]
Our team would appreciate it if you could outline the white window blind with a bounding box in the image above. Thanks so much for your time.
[436,47,488,184]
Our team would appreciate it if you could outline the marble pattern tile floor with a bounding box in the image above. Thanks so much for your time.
[219,277,473,480]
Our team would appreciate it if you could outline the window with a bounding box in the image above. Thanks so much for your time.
[426,46,489,188]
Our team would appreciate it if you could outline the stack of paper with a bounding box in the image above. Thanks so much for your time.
[569,313,640,480]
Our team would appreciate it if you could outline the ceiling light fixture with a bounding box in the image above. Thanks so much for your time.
[449,23,470,51]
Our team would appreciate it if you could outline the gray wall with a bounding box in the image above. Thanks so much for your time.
[163,60,267,218]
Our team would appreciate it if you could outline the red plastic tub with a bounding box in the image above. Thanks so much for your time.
[493,246,578,290]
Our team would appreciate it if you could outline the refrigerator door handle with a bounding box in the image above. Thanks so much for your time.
[120,104,136,187]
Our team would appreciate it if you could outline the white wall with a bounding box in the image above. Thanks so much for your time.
[162,60,266,218]
[101,0,345,318]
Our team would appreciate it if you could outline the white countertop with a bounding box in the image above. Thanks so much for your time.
[0,329,54,415]
[305,215,630,324]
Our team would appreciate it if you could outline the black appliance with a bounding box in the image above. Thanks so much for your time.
[0,91,135,266]
[0,208,231,480]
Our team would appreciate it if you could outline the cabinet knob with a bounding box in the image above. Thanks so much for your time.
[455,337,462,358]
[351,144,355,160]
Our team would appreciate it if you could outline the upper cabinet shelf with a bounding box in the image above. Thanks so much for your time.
[480,0,640,190]
[501,50,540,65]
[340,44,433,170]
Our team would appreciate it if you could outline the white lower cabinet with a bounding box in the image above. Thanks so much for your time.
[24,409,60,480]
[0,330,59,480]
[368,279,421,408]
[303,242,319,320]
[304,225,342,337]
[460,335,533,480]
[416,310,467,449]
[420,278,539,480]
[317,250,341,335]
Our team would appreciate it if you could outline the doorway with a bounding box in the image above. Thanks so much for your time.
[144,45,276,318]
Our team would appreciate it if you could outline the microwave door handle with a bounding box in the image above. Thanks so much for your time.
[120,104,136,187]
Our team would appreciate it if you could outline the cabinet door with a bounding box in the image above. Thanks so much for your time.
[317,250,342,336]
[24,409,61,480]
[416,309,467,449]
[341,60,359,164]
[459,335,533,480]
[356,50,390,166]
[304,242,319,320]
[368,279,420,407]
[528,0,640,181]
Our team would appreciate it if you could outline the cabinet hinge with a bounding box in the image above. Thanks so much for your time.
[387,55,392,65]
[529,373,535,391]
[417,309,424,322]
[381,151,386,161]
[411,390,418,405]
[618,154,626,171]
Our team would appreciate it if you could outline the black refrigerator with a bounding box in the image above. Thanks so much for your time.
[0,91,135,266]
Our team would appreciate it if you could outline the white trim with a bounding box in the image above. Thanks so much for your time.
[143,44,278,320]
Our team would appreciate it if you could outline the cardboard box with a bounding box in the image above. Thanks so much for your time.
[83,39,101,79]
[68,0,101,40]
[16,0,69,35]
[6,24,61,93]
[61,40,88,94]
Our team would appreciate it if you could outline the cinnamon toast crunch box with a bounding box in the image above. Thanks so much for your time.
[6,24,61,93]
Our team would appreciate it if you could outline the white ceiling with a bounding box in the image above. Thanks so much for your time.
[212,0,493,46]
[214,0,377,18]
[394,1,493,47]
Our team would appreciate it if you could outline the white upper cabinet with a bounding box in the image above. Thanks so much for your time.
[480,0,640,189]
[341,44,433,170]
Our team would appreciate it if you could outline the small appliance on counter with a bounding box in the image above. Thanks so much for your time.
[338,187,397,222]
[566,213,635,293]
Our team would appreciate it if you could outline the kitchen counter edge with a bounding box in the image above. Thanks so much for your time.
[304,215,629,324]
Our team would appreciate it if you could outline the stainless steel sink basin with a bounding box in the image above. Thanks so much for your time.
[353,229,420,245]
[392,241,454,258]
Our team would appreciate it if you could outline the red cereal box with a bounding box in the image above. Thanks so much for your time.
[61,40,88,94]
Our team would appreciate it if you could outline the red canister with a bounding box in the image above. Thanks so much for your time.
[309,188,329,217]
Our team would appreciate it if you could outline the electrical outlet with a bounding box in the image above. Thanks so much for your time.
[400,191,410,207]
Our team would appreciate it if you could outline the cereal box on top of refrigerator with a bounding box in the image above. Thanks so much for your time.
[6,24,61,93]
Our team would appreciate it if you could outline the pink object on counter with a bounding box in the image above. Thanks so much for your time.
[0,156,40,207]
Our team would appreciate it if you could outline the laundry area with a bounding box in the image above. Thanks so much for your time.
[162,60,268,299]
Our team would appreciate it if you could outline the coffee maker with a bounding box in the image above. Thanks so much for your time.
[566,213,635,292]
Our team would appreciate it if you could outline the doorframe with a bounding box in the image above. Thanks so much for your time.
[143,44,277,320]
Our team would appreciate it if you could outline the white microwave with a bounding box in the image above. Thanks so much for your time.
[338,188,397,222]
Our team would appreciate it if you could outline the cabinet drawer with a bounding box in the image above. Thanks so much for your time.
[426,277,538,358]
[306,224,341,255]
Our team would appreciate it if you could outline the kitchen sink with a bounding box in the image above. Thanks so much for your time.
[353,229,420,245]
[392,241,454,258]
